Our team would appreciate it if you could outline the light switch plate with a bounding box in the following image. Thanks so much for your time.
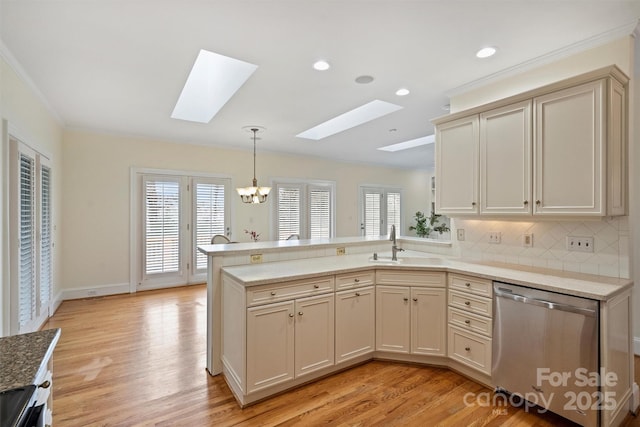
[488,232,501,244]
[250,253,263,264]
[336,247,346,255]
[457,229,465,241]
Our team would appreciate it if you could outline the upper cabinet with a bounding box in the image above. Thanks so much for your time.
[433,66,628,218]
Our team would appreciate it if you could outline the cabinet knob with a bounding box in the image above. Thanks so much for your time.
[464,301,471,306]
[464,320,471,325]
[465,347,471,352]
[355,292,361,297]
[471,202,477,206]
[38,380,51,389]
[403,297,409,302]
[465,283,471,287]
[270,291,276,296]
[413,298,418,302]
[298,311,303,316]
[536,200,541,206]
[313,284,319,289]
[289,313,294,318]
[354,278,360,283]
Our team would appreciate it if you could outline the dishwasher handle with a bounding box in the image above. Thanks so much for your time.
[495,287,597,317]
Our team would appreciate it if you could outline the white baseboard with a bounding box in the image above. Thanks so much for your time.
[51,290,64,316]
[634,337,640,355]
[61,282,130,301]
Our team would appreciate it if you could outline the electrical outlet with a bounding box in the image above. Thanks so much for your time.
[250,253,263,264]
[488,232,501,244]
[457,229,465,241]
[566,236,594,253]
[336,247,346,255]
[522,234,533,247]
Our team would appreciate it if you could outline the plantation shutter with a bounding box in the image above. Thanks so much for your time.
[278,186,301,240]
[19,152,36,329]
[194,181,226,270]
[309,187,331,239]
[363,191,381,237]
[144,177,181,276]
[39,163,52,314]
[386,192,401,236]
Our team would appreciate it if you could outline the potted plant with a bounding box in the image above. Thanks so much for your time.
[409,211,450,238]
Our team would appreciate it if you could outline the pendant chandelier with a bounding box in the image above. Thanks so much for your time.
[237,127,271,204]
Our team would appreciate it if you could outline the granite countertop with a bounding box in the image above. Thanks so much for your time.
[221,252,632,301]
[0,328,61,391]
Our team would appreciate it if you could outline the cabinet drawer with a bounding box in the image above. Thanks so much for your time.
[448,290,492,318]
[449,274,492,298]
[448,307,492,337]
[247,276,335,306]
[376,270,445,287]
[336,271,375,290]
[448,326,492,375]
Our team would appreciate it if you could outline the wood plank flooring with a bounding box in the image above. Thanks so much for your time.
[42,284,639,426]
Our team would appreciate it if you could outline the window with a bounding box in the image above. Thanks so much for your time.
[361,187,402,237]
[273,180,335,240]
[9,138,52,334]
[134,171,231,290]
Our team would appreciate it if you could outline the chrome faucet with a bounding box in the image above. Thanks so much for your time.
[390,224,404,261]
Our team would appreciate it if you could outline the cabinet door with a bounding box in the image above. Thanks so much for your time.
[534,80,605,215]
[376,286,410,353]
[335,286,375,363]
[294,294,335,377]
[411,287,446,356]
[435,115,479,214]
[246,301,294,393]
[480,100,532,215]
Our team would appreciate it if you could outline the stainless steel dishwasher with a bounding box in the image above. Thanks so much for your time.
[492,282,599,427]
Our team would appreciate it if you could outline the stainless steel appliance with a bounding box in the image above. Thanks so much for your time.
[492,282,599,427]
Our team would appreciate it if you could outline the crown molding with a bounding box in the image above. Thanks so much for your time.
[446,20,639,99]
[0,38,63,125]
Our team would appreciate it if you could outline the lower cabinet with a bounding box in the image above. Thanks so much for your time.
[335,286,375,363]
[246,293,335,393]
[375,270,446,356]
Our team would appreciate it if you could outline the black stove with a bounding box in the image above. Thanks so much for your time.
[0,385,36,427]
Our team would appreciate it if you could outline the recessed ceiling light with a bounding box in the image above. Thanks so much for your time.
[476,47,497,58]
[313,60,330,71]
[297,100,403,140]
[378,134,435,152]
[395,88,410,96]
[355,75,374,84]
[171,49,258,123]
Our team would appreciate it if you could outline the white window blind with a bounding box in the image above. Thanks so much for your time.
[278,186,301,240]
[195,181,226,270]
[309,188,331,239]
[40,164,52,311]
[19,153,36,329]
[144,178,181,275]
[364,191,381,237]
[387,192,401,236]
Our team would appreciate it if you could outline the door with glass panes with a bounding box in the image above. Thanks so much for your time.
[361,187,401,237]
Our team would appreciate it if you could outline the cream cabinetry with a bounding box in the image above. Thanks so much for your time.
[335,285,375,363]
[433,66,628,217]
[447,274,493,375]
[375,270,446,356]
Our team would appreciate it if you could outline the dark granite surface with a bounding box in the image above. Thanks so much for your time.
[0,328,61,391]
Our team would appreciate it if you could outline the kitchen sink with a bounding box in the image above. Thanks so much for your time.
[368,256,448,266]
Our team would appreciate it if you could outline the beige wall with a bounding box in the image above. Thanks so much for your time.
[0,55,64,335]
[61,129,430,290]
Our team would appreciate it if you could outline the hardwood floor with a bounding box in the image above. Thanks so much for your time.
[42,284,638,426]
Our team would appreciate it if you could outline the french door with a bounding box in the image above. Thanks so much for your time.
[9,138,52,334]
[361,187,401,237]
[136,171,230,290]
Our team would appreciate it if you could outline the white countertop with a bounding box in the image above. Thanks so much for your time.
[221,251,632,301]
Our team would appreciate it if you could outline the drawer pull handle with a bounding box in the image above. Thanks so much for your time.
[403,297,409,302]
[298,311,303,316]
[465,347,471,352]
[289,313,294,318]
[313,284,320,289]
[355,292,361,297]
[464,301,471,306]
[413,298,418,302]
[465,283,471,287]
[270,291,276,296]
[464,320,471,325]
[39,380,51,389]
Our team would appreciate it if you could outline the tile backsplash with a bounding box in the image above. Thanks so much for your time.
[452,217,629,279]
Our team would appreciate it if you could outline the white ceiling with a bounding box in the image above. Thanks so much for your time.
[2,1,639,170]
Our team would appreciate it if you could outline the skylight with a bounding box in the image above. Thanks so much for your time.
[171,49,258,123]
[296,100,403,140]
[377,134,435,152]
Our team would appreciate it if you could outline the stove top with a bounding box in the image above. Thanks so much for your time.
[0,385,36,427]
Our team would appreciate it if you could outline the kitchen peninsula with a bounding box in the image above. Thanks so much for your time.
[199,237,634,426]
